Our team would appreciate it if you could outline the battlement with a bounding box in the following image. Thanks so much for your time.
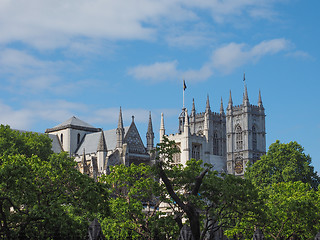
[229,104,264,114]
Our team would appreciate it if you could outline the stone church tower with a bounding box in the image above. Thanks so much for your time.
[226,86,266,176]
[162,81,266,176]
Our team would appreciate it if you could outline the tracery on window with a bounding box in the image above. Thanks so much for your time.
[172,144,181,164]
[235,125,243,150]
[192,144,201,160]
[252,126,257,150]
[213,131,219,155]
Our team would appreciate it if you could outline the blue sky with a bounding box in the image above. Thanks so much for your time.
[0,1,319,172]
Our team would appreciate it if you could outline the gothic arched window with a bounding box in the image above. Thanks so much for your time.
[235,125,243,150]
[252,126,257,151]
[213,131,219,155]
[192,144,201,160]
[173,144,181,164]
[60,133,63,144]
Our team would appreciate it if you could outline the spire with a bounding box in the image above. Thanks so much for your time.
[191,98,196,116]
[244,84,249,101]
[243,83,250,106]
[116,107,124,148]
[147,112,153,133]
[146,112,154,151]
[258,89,263,107]
[118,107,124,129]
[220,97,225,115]
[206,95,211,113]
[97,130,107,152]
[227,90,233,109]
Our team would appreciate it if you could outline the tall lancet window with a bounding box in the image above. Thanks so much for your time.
[235,125,243,150]
[173,144,181,164]
[60,134,63,144]
[192,144,201,160]
[213,131,219,155]
[252,126,257,151]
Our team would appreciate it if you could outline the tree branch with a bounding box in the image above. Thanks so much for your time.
[192,168,209,196]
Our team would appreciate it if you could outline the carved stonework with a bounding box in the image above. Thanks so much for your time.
[124,123,147,154]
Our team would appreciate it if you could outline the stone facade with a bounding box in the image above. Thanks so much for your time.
[162,85,266,176]
[45,108,155,178]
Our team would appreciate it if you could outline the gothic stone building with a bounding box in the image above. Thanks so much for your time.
[45,107,155,178]
[161,85,266,176]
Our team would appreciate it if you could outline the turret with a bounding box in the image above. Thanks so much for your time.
[243,84,250,107]
[97,130,107,173]
[178,108,185,134]
[116,107,124,148]
[205,95,211,113]
[220,97,225,115]
[258,90,264,109]
[227,90,233,111]
[160,113,165,142]
[191,98,196,117]
[184,109,189,134]
[146,112,154,151]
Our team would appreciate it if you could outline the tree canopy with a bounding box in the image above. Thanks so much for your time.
[227,140,320,239]
[245,140,320,190]
[154,136,258,240]
[0,125,109,239]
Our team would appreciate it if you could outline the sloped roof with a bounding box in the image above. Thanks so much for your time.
[76,126,130,155]
[45,116,101,133]
[48,134,64,153]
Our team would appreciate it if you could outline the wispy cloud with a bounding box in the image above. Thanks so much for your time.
[0,0,284,50]
[0,48,105,96]
[211,38,291,73]
[128,61,179,83]
[129,38,291,81]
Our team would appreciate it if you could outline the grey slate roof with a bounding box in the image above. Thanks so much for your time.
[45,116,101,133]
[48,134,63,153]
[76,126,130,155]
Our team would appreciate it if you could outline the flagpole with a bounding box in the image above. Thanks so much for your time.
[183,81,185,109]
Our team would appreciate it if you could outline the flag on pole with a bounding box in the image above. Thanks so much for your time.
[183,80,187,91]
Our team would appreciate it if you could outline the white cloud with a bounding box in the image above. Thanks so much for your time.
[285,51,313,60]
[0,0,284,50]
[211,38,291,74]
[128,61,180,83]
[130,38,291,81]
[128,60,214,83]
[0,48,105,95]
[0,101,34,130]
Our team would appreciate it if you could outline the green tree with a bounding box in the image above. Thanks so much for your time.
[226,140,320,239]
[246,140,320,190]
[154,137,258,240]
[0,125,109,239]
[225,181,320,239]
[99,163,178,239]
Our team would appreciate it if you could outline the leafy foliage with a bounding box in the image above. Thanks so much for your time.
[99,163,178,239]
[246,140,320,190]
[227,140,320,239]
[0,125,109,239]
[154,136,257,240]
